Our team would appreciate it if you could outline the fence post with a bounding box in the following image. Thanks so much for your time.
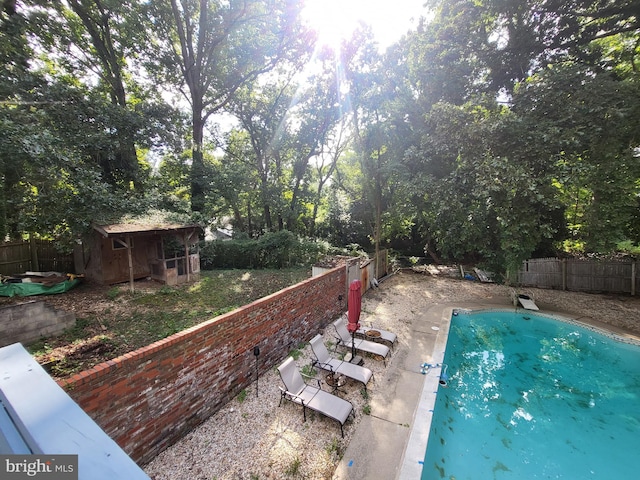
[29,236,39,272]
[632,261,636,296]
[562,258,567,291]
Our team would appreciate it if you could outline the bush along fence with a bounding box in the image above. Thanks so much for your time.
[517,257,639,295]
[57,266,346,465]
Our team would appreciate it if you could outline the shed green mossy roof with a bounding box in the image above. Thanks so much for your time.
[92,223,202,238]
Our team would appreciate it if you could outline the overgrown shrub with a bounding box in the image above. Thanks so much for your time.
[199,231,332,269]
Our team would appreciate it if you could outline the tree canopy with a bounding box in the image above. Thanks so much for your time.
[1,0,639,272]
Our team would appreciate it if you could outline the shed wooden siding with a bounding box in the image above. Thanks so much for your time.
[89,234,156,285]
[84,224,201,286]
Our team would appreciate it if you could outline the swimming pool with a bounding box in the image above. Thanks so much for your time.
[421,310,640,479]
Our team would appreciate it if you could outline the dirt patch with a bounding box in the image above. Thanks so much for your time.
[1,269,312,378]
[381,268,640,336]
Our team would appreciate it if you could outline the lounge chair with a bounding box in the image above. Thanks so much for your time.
[347,314,397,348]
[517,294,539,310]
[332,318,390,364]
[277,357,354,437]
[511,289,539,310]
[309,334,373,391]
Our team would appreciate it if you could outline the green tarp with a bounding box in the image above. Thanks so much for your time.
[0,279,80,297]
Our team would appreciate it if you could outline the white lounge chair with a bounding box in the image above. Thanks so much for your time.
[332,318,390,364]
[517,294,539,310]
[511,289,539,310]
[309,334,373,391]
[277,357,354,437]
[347,314,397,348]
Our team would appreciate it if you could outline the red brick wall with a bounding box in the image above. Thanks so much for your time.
[57,267,346,465]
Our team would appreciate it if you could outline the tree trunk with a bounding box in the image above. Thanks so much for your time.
[374,172,382,278]
[191,105,206,213]
[425,242,443,264]
[259,170,273,230]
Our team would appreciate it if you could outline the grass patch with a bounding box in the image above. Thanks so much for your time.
[26,268,310,378]
[284,456,302,477]
[300,363,317,378]
[106,287,120,300]
[325,437,344,458]
[288,342,306,360]
[237,389,248,403]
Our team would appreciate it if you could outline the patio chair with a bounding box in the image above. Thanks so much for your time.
[511,289,539,310]
[309,334,373,392]
[277,357,354,437]
[332,318,390,364]
[343,314,397,348]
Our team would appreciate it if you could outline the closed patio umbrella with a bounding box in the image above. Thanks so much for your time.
[347,279,362,361]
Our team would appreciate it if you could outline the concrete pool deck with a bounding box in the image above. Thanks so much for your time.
[332,294,640,480]
[332,296,510,480]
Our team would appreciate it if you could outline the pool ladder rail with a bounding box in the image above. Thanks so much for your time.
[420,362,449,386]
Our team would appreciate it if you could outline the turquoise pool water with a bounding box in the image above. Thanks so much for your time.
[421,310,640,479]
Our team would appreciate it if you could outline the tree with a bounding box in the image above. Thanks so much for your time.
[338,30,423,264]
[0,89,133,247]
[208,129,259,234]
[513,64,640,252]
[308,116,351,237]
[398,0,640,271]
[29,0,153,190]
[0,0,36,239]
[418,0,640,96]
[147,0,312,213]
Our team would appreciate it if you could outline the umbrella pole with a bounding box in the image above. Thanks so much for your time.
[352,331,356,362]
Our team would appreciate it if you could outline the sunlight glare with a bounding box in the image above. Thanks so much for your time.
[302,0,365,49]
[302,0,428,51]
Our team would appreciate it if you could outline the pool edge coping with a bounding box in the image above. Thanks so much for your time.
[397,306,453,480]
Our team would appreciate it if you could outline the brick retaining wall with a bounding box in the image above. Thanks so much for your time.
[57,267,345,465]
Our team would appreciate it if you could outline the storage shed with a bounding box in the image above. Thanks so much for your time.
[81,223,202,288]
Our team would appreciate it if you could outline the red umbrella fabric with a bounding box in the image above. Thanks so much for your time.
[347,279,362,333]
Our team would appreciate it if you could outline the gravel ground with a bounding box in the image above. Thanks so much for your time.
[143,269,640,480]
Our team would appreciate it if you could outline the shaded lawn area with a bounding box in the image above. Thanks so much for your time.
[26,268,311,379]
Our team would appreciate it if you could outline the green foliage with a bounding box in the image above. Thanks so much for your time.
[199,231,329,269]
[106,287,121,301]
[284,456,302,477]
[237,389,248,403]
[145,0,314,213]
[392,0,640,271]
[288,346,303,361]
[325,437,344,458]
[0,93,138,248]
[300,364,317,378]
[616,241,640,256]
[3,0,639,269]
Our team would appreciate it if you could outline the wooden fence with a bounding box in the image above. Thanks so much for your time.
[517,257,639,295]
[0,239,75,276]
